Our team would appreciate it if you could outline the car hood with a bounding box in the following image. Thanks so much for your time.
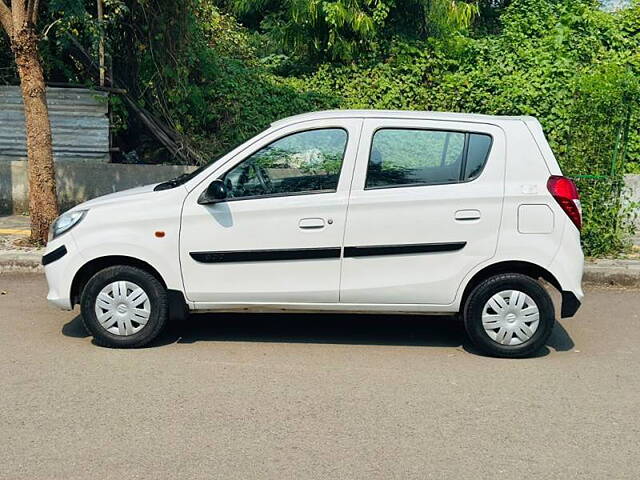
[73,183,160,210]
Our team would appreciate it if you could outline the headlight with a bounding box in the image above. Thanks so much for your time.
[48,210,88,241]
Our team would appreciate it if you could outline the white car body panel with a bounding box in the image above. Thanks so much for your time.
[42,109,584,317]
[44,187,186,310]
[340,118,505,305]
[179,118,362,303]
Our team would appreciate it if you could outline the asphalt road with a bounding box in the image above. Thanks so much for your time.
[1,272,639,479]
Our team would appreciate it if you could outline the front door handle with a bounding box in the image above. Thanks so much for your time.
[299,218,326,230]
[455,209,481,221]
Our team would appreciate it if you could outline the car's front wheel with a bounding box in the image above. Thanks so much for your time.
[80,265,168,348]
[463,273,555,358]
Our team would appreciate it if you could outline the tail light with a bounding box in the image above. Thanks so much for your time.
[547,176,581,231]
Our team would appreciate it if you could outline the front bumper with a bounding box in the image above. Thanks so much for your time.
[43,235,82,311]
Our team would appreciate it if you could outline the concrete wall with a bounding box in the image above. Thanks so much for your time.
[624,174,640,205]
[0,160,196,214]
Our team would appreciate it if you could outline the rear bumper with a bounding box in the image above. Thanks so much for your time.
[561,290,581,318]
[548,220,584,318]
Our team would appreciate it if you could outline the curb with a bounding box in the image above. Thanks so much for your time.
[2,253,640,287]
[582,259,640,288]
[0,251,43,273]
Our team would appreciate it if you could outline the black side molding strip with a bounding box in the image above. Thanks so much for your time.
[190,247,341,263]
[343,242,466,258]
[190,242,466,263]
[42,245,67,266]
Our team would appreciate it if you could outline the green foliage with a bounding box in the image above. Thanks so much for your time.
[122,1,335,161]
[151,11,332,158]
[45,0,335,162]
[222,0,480,62]
[576,178,637,256]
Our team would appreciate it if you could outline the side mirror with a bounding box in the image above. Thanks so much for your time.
[198,179,228,204]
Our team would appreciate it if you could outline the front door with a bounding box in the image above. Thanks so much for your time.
[180,119,362,305]
[340,118,505,305]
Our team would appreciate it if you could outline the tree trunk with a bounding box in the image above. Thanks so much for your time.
[12,25,58,245]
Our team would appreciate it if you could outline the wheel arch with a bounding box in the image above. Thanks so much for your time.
[459,260,561,311]
[70,255,167,307]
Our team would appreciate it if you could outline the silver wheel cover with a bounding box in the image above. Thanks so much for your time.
[481,290,540,346]
[94,281,151,336]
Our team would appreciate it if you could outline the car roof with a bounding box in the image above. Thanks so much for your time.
[271,109,535,127]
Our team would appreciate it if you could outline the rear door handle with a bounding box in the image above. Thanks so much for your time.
[455,209,481,221]
[299,218,326,230]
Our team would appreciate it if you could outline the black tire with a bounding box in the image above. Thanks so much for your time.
[80,265,168,348]
[463,273,555,358]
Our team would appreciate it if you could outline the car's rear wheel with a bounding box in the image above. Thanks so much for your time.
[80,265,168,348]
[463,273,555,358]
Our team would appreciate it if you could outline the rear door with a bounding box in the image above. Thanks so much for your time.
[340,118,505,305]
[180,118,362,305]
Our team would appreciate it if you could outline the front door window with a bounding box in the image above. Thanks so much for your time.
[223,128,348,200]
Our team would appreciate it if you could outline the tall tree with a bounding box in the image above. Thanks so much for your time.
[0,0,58,244]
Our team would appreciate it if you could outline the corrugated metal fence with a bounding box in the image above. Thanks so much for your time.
[0,86,109,162]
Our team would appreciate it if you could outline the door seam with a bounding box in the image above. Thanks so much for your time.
[338,118,365,302]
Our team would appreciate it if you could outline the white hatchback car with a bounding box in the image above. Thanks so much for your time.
[43,110,583,357]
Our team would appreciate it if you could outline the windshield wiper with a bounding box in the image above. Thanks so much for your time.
[154,173,192,191]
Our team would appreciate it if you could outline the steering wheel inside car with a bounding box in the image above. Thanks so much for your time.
[255,164,273,194]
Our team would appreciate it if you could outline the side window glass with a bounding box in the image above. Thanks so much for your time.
[366,129,492,189]
[223,128,348,199]
[464,133,492,181]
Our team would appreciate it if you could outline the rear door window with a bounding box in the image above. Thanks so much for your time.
[365,129,492,189]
